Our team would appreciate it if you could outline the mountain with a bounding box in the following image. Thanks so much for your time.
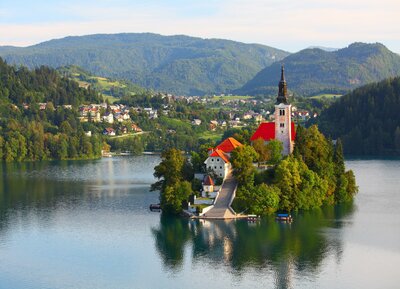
[0,33,289,96]
[237,43,400,96]
[314,76,400,156]
[307,46,339,52]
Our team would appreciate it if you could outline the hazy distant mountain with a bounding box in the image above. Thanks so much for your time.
[0,33,289,96]
[237,43,400,96]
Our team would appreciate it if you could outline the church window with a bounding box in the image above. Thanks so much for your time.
[217,158,220,162]
[214,166,217,169]
[280,123,285,128]
[220,166,222,169]
[211,158,214,162]
[279,109,285,116]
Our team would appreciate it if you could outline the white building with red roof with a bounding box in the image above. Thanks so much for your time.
[250,66,296,155]
[204,137,243,179]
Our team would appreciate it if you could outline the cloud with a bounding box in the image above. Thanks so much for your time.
[0,0,399,53]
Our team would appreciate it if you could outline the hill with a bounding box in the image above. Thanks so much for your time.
[57,65,147,103]
[237,43,400,96]
[314,77,400,156]
[0,33,289,96]
[0,57,103,161]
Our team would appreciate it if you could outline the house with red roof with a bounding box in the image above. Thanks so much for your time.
[251,66,296,156]
[202,175,215,197]
[204,137,243,179]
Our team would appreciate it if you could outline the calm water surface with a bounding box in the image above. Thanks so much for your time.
[0,156,399,289]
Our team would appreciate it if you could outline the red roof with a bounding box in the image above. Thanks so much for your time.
[215,137,243,153]
[250,122,296,142]
[209,149,230,163]
[203,175,215,186]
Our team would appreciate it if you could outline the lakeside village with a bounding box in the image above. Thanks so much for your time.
[152,67,358,220]
[21,90,318,142]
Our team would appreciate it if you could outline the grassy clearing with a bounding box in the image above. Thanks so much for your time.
[210,95,253,101]
[108,132,147,139]
[198,130,223,142]
[310,94,342,99]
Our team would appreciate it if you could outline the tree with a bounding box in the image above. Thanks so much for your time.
[151,148,192,214]
[333,138,345,176]
[252,138,270,165]
[231,145,258,186]
[161,181,193,214]
[266,140,283,165]
[151,148,185,192]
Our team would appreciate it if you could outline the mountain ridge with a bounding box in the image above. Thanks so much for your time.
[0,33,289,96]
[236,42,400,96]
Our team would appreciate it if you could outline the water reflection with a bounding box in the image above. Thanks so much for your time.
[153,203,354,288]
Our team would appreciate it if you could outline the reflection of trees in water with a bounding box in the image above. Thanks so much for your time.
[0,162,91,234]
[153,203,354,288]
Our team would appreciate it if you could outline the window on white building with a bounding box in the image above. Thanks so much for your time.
[280,109,285,116]
[280,123,284,128]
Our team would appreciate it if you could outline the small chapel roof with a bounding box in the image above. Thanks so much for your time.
[203,175,215,186]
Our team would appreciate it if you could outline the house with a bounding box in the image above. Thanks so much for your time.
[251,66,296,156]
[192,119,202,125]
[214,137,243,157]
[131,123,142,132]
[102,112,114,124]
[103,127,116,136]
[204,137,243,179]
[38,103,47,110]
[202,175,215,197]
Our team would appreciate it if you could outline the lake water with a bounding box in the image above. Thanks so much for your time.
[0,156,399,289]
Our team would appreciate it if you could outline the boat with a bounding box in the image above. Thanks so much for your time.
[275,213,293,223]
[149,204,161,211]
[247,214,260,222]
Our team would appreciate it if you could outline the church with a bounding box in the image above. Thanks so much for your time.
[250,66,296,155]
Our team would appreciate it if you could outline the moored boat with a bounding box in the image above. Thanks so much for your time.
[275,213,293,223]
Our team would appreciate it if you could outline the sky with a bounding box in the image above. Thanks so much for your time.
[0,0,399,53]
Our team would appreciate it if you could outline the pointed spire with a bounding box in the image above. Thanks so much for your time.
[277,64,288,104]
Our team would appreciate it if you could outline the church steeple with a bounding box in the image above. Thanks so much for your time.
[276,65,288,104]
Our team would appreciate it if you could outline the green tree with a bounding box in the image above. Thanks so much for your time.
[231,145,258,186]
[266,140,283,165]
[252,138,270,165]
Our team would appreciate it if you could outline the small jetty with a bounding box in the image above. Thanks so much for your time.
[275,213,293,223]
[149,204,161,212]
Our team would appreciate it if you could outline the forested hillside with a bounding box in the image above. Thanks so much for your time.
[0,33,289,96]
[237,43,400,96]
[0,58,103,161]
[315,77,400,156]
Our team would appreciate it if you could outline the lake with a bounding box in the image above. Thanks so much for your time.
[0,156,399,289]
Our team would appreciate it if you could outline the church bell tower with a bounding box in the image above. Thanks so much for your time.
[274,65,293,155]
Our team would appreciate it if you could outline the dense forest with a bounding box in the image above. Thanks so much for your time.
[315,77,400,156]
[237,43,400,96]
[231,125,357,214]
[0,57,103,161]
[0,33,289,96]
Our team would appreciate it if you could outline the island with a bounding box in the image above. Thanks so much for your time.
[152,67,358,217]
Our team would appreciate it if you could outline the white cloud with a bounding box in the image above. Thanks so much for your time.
[1,0,399,53]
